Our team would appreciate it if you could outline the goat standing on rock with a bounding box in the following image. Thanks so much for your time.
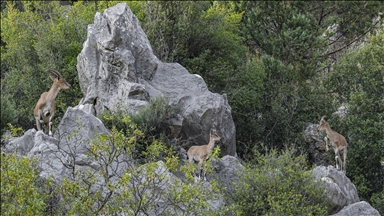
[34,70,71,135]
[187,130,221,181]
[317,116,348,173]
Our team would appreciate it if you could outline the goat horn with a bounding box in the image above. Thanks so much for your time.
[321,116,326,120]
[46,70,62,78]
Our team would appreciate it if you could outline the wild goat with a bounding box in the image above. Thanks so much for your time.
[318,116,348,173]
[187,130,221,181]
[34,70,71,135]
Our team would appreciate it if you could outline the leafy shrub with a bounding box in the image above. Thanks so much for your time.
[99,96,179,161]
[326,30,384,205]
[129,96,178,138]
[1,154,47,215]
[0,94,18,134]
[52,118,221,215]
[1,1,113,130]
[226,149,330,215]
[370,190,384,215]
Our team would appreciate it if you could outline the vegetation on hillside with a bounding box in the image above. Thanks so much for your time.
[1,1,383,214]
[1,125,329,215]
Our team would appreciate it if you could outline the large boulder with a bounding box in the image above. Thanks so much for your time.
[4,107,114,183]
[330,201,380,216]
[4,129,36,156]
[3,107,380,215]
[53,107,110,154]
[209,155,243,196]
[28,130,65,182]
[304,123,331,166]
[312,166,360,214]
[76,3,236,156]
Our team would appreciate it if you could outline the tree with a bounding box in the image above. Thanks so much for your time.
[139,1,246,92]
[0,1,112,130]
[0,93,17,133]
[326,29,384,211]
[237,1,382,67]
[229,1,383,156]
[225,149,330,215]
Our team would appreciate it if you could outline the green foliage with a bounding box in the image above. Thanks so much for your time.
[1,154,46,215]
[0,1,112,130]
[226,149,330,215]
[1,1,383,213]
[1,112,221,215]
[238,1,324,68]
[6,123,25,137]
[52,119,221,215]
[237,1,382,67]
[228,56,265,156]
[99,96,178,161]
[129,96,177,138]
[0,94,18,134]
[140,1,247,92]
[370,190,384,214]
[326,30,384,206]
[234,54,334,157]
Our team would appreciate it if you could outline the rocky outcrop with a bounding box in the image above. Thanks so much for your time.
[3,107,231,213]
[330,201,380,216]
[3,107,380,215]
[304,123,330,166]
[5,107,112,183]
[4,129,36,156]
[312,166,360,214]
[76,3,236,156]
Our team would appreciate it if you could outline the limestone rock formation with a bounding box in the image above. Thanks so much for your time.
[76,3,236,156]
[4,129,36,156]
[304,123,330,166]
[3,107,231,213]
[312,165,360,214]
[3,107,379,215]
[330,201,381,216]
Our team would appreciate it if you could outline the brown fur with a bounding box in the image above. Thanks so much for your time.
[318,116,348,173]
[187,130,221,180]
[34,70,71,135]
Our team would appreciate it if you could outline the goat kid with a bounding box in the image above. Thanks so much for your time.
[317,116,348,173]
[187,130,221,181]
[34,70,71,136]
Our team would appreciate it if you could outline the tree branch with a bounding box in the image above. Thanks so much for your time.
[321,20,380,58]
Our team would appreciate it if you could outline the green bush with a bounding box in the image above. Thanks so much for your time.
[370,190,384,214]
[0,94,17,134]
[326,30,384,207]
[1,154,47,215]
[226,149,330,215]
[52,117,221,215]
[0,113,223,215]
[99,96,179,161]
[129,96,178,138]
[1,1,113,131]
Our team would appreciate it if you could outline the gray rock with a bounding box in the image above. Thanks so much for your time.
[54,107,110,155]
[76,3,236,156]
[3,107,114,183]
[330,201,380,216]
[211,155,242,180]
[74,103,96,115]
[304,123,330,166]
[5,129,36,156]
[28,131,66,182]
[4,103,377,215]
[76,2,159,114]
[1,130,16,146]
[312,165,360,214]
[334,105,348,119]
